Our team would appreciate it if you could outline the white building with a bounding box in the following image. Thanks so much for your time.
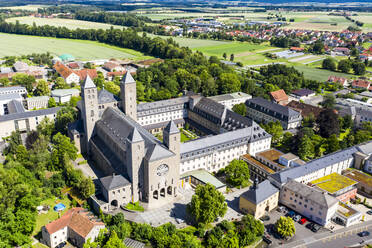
[208,92,252,110]
[42,207,105,248]
[0,107,60,140]
[280,180,339,226]
[26,96,50,110]
[0,93,24,115]
[0,86,27,96]
[52,89,80,104]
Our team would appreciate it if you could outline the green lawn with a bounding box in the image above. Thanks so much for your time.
[180,128,198,143]
[0,5,47,11]
[181,132,191,142]
[125,201,144,212]
[293,65,354,82]
[0,33,152,60]
[194,42,271,57]
[33,196,72,236]
[7,16,124,30]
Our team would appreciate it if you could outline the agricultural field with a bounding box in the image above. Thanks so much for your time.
[293,65,355,82]
[6,16,124,30]
[146,33,231,48]
[0,4,47,11]
[0,33,151,61]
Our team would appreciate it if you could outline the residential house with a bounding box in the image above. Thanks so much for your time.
[53,62,80,84]
[269,89,288,105]
[103,61,125,72]
[13,61,29,72]
[328,76,349,88]
[291,89,316,101]
[352,80,370,90]
[41,207,105,248]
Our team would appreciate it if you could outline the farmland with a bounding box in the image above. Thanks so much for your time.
[0,33,151,61]
[293,65,355,82]
[0,4,47,11]
[6,16,124,30]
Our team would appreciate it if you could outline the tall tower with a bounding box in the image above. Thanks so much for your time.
[126,127,145,202]
[81,75,99,153]
[120,72,137,121]
[163,121,180,156]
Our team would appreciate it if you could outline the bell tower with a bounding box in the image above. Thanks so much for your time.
[81,75,98,153]
[120,72,137,121]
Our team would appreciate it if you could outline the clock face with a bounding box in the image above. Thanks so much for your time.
[156,164,169,176]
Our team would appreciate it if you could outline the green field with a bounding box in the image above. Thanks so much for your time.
[0,33,151,60]
[194,42,269,57]
[293,65,354,82]
[0,5,47,11]
[7,16,124,30]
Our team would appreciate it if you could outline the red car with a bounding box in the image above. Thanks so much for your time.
[299,218,307,225]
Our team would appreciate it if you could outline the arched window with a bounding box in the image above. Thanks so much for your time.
[91,110,94,117]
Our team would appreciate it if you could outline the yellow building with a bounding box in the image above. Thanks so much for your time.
[239,179,279,219]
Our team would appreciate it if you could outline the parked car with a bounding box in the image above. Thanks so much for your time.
[311,224,321,233]
[260,215,270,221]
[358,231,370,237]
[367,210,372,215]
[263,236,272,245]
[176,218,185,224]
[293,215,301,222]
[288,210,295,217]
[299,218,307,225]
[278,206,287,213]
[306,223,314,230]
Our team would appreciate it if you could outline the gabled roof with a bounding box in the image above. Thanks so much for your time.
[128,127,144,143]
[97,89,119,104]
[76,69,98,81]
[83,75,96,89]
[164,120,179,134]
[241,179,278,204]
[283,180,338,208]
[53,62,77,79]
[292,88,315,97]
[122,71,136,84]
[44,208,104,237]
[269,89,288,103]
[99,174,130,191]
[246,97,301,119]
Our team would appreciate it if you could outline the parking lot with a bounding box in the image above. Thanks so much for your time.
[260,205,328,247]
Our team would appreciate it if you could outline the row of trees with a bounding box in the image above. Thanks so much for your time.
[322,57,366,75]
[269,37,301,48]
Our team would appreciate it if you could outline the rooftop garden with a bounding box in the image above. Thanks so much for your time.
[310,172,357,194]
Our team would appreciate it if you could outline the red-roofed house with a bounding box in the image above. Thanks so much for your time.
[352,80,371,90]
[290,47,304,52]
[41,207,105,248]
[328,76,349,87]
[269,89,288,105]
[53,62,80,84]
[76,69,98,81]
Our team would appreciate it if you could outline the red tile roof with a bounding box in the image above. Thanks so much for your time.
[44,208,104,237]
[269,89,288,103]
[352,80,371,89]
[76,69,98,81]
[53,62,75,79]
[328,76,347,86]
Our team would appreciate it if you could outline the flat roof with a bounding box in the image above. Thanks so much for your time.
[241,154,275,174]
[181,169,225,189]
[257,149,284,162]
[310,173,357,194]
[344,169,372,188]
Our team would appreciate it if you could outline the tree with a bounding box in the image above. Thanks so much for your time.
[352,62,366,75]
[54,77,68,89]
[224,159,250,187]
[322,58,336,71]
[187,183,227,224]
[15,145,28,163]
[298,135,314,161]
[33,80,50,96]
[232,103,246,116]
[338,59,351,73]
[342,115,353,130]
[236,215,264,247]
[103,231,126,248]
[326,134,340,153]
[262,121,283,144]
[0,77,10,86]
[275,216,295,238]
[317,109,340,138]
[12,73,36,92]
[322,93,335,109]
[55,107,77,134]
[48,97,57,108]
[51,132,77,169]
[78,177,95,199]
[218,73,241,94]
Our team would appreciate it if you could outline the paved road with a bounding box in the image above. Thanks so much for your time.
[284,220,372,248]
